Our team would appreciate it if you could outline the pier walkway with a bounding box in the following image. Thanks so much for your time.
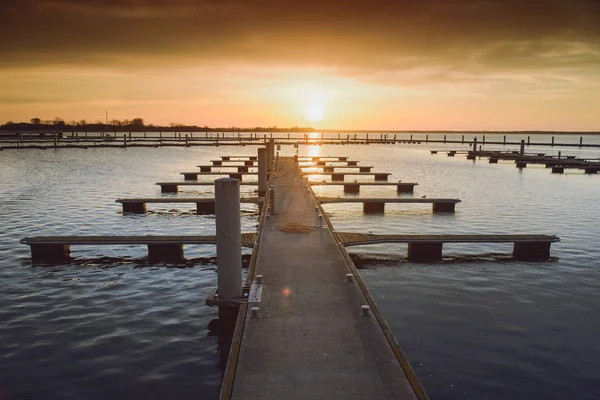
[225,157,423,399]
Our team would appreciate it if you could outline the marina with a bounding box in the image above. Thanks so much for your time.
[1,140,599,400]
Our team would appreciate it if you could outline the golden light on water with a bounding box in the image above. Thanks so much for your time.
[307,144,321,157]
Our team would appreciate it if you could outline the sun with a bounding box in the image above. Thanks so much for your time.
[304,99,325,122]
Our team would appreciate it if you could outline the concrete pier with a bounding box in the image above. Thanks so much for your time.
[224,157,424,400]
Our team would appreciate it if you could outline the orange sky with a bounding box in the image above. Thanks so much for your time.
[1,0,599,130]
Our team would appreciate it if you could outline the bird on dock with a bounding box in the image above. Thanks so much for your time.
[354,179,357,183]
[421,195,427,198]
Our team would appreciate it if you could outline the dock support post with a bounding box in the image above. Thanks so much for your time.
[200,166,212,172]
[363,202,385,214]
[513,242,551,261]
[332,173,344,181]
[520,140,525,156]
[359,166,372,172]
[229,173,243,181]
[215,178,243,329]
[472,137,478,152]
[407,242,443,262]
[324,166,335,173]
[183,173,198,181]
[347,160,358,166]
[344,183,360,193]
[122,202,146,214]
[551,136,554,146]
[580,137,583,146]
[258,148,267,197]
[489,157,498,164]
[148,244,184,263]
[31,244,70,263]
[237,166,248,173]
[516,161,527,169]
[196,201,216,214]
[374,173,388,181]
[213,160,222,166]
[433,202,456,213]
[244,160,254,166]
[551,166,564,174]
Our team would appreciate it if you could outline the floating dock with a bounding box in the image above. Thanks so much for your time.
[156,181,259,193]
[20,234,257,262]
[115,197,263,214]
[317,197,461,213]
[310,181,418,193]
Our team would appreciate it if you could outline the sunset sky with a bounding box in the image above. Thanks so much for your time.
[1,0,599,130]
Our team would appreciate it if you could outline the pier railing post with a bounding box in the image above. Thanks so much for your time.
[267,139,274,172]
[258,148,267,197]
[269,185,276,214]
[215,178,243,302]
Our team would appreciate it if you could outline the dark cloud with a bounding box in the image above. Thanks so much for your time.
[1,0,600,74]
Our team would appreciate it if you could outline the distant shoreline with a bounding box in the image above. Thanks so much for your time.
[0,128,598,135]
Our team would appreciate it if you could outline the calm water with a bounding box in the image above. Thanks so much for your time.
[1,137,599,399]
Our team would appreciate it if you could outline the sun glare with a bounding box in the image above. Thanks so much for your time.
[304,99,325,121]
[307,144,321,157]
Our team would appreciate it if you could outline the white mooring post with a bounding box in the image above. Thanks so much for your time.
[215,178,243,301]
[258,148,267,197]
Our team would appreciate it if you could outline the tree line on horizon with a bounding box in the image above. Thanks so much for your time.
[0,117,315,133]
